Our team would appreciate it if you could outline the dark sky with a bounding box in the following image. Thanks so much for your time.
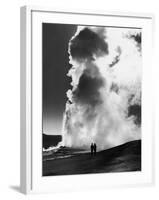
[42,23,77,135]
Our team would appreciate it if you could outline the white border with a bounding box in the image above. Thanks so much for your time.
[20,6,154,194]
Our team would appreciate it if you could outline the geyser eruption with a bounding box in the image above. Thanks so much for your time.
[62,26,142,150]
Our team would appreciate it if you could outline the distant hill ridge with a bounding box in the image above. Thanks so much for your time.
[43,134,62,149]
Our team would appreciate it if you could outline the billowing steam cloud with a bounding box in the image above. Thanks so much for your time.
[62,26,142,150]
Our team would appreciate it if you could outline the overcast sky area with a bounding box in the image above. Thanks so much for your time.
[42,23,77,135]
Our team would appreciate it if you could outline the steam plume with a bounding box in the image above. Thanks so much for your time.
[62,26,142,150]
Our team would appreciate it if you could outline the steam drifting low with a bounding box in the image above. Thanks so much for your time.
[62,26,142,150]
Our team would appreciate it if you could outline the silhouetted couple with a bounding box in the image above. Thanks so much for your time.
[91,143,97,155]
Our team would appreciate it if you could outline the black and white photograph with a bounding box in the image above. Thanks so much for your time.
[42,23,142,176]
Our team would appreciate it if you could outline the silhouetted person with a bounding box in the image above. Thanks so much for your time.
[91,143,94,155]
[94,143,97,155]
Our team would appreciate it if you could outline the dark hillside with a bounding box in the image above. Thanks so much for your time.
[43,134,62,149]
[43,140,141,176]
